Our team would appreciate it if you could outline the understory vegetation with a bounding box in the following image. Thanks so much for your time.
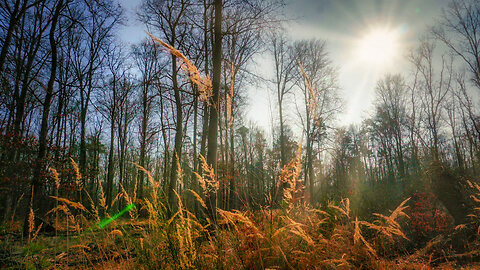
[1,156,480,269]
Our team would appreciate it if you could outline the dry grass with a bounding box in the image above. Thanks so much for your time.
[8,153,480,269]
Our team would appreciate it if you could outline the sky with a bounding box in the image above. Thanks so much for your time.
[280,0,451,126]
[117,0,451,132]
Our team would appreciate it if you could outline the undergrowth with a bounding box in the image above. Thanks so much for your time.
[2,153,478,269]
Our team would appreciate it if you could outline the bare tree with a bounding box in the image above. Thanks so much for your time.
[409,40,452,161]
[69,0,123,178]
[0,0,41,74]
[138,0,192,211]
[96,45,127,209]
[24,0,65,235]
[132,40,164,199]
[409,40,470,225]
[294,39,341,203]
[369,74,408,180]
[433,0,480,88]
[270,32,296,169]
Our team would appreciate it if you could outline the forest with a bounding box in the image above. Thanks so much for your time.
[1,0,480,269]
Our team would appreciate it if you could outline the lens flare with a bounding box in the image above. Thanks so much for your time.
[355,28,399,67]
[98,203,136,229]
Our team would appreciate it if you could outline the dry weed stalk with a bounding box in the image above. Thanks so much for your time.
[28,207,34,242]
[279,146,303,206]
[47,204,71,216]
[194,155,218,194]
[70,158,82,188]
[219,209,262,238]
[328,198,350,219]
[298,62,317,109]
[363,198,410,241]
[98,181,108,212]
[135,163,159,203]
[298,61,324,128]
[32,223,43,241]
[188,189,208,210]
[50,168,60,189]
[171,189,205,268]
[27,186,35,242]
[147,32,212,103]
[50,196,87,212]
[281,215,315,246]
[354,217,377,257]
[110,229,124,237]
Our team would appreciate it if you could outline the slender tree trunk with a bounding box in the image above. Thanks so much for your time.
[168,52,183,212]
[199,0,210,172]
[23,0,63,235]
[118,105,128,210]
[0,0,27,74]
[228,65,235,210]
[106,115,115,210]
[200,103,209,165]
[206,0,222,224]
[105,77,116,209]
[228,113,235,210]
[307,138,314,203]
[192,85,199,213]
[14,26,44,139]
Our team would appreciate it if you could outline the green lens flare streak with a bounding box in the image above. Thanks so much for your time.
[98,203,135,229]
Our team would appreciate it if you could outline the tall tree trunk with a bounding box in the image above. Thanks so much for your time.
[279,101,286,167]
[228,112,235,210]
[105,77,116,209]
[192,84,200,215]
[118,105,128,211]
[23,0,63,235]
[228,64,235,210]
[307,138,314,203]
[0,0,29,74]
[199,0,210,172]
[105,115,115,210]
[168,52,182,212]
[79,65,94,180]
[139,90,147,199]
[206,0,222,224]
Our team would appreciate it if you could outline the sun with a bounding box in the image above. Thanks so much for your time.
[355,28,399,67]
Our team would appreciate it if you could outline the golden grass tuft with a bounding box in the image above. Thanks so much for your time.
[278,145,303,206]
[70,157,82,187]
[28,207,34,241]
[328,198,350,219]
[50,168,60,189]
[110,229,124,237]
[50,196,86,212]
[194,155,218,194]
